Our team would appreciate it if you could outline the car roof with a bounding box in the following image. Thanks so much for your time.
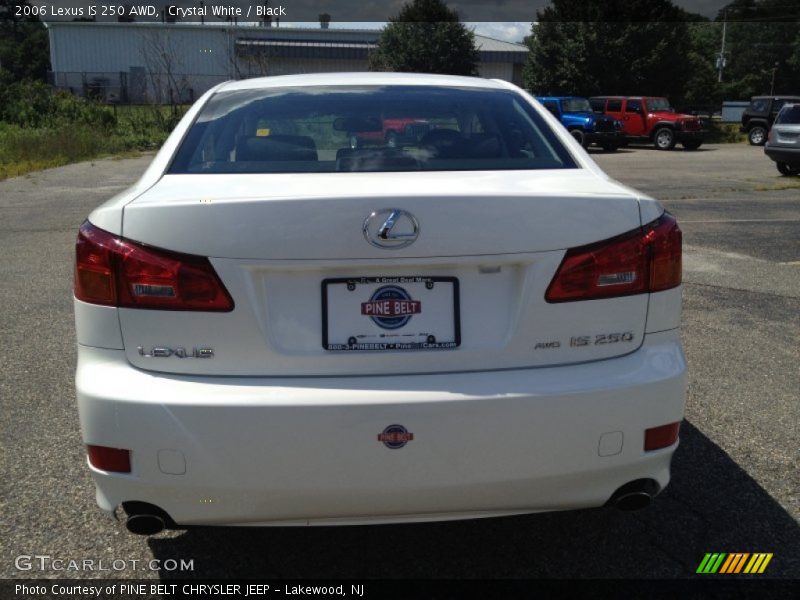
[536,96,587,101]
[590,96,670,101]
[751,95,800,100]
[217,72,511,93]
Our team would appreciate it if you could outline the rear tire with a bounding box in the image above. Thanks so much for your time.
[654,127,676,150]
[570,129,588,148]
[601,142,619,152]
[748,125,767,146]
[777,162,799,176]
[682,140,702,150]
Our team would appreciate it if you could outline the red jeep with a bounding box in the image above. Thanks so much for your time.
[348,116,432,149]
[589,96,704,150]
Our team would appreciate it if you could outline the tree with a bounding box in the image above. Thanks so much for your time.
[523,0,694,100]
[684,22,723,109]
[0,0,50,81]
[369,0,478,76]
[713,0,800,98]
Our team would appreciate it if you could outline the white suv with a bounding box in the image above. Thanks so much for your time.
[74,73,686,535]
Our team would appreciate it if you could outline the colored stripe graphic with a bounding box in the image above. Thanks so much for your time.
[697,553,773,574]
[719,554,736,574]
[696,553,714,573]
[697,553,727,574]
[732,553,749,573]
[744,553,774,574]
[718,553,735,573]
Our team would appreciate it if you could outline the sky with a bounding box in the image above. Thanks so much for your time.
[281,22,532,43]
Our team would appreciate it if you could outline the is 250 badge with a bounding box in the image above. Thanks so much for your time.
[570,332,634,347]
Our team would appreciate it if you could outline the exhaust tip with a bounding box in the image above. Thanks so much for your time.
[614,491,652,511]
[607,479,660,512]
[126,513,166,535]
[122,501,175,535]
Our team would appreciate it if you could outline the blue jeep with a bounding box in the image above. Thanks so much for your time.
[536,96,624,151]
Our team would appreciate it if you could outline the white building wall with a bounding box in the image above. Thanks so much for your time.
[48,23,232,76]
[260,57,369,76]
[477,62,514,81]
[47,23,526,101]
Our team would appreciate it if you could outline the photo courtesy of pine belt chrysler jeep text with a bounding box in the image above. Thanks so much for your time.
[73,73,686,535]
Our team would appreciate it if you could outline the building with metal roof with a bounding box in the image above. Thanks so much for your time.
[45,22,528,103]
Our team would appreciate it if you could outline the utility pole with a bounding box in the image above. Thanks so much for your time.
[717,11,727,83]
[770,62,779,95]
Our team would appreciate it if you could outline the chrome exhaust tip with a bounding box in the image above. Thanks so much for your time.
[614,491,653,511]
[608,479,659,512]
[122,501,174,535]
[125,513,166,535]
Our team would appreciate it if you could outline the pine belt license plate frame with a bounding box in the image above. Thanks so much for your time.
[322,276,461,351]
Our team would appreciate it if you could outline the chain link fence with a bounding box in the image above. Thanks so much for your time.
[48,71,230,104]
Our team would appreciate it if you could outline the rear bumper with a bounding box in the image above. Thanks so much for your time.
[76,329,686,526]
[764,144,800,165]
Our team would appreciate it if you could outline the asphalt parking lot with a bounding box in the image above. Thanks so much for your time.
[0,143,797,580]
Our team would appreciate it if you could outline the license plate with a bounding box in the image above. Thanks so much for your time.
[322,276,460,351]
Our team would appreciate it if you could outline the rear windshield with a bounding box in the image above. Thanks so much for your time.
[775,105,800,124]
[169,85,577,174]
[748,98,769,113]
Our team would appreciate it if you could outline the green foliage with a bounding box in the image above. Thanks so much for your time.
[524,0,694,99]
[717,24,800,98]
[369,0,478,76]
[0,79,117,128]
[0,122,128,179]
[0,0,50,81]
[705,121,746,143]
[684,23,723,108]
[0,83,185,179]
[524,0,800,108]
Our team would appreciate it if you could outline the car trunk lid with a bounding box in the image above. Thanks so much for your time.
[118,170,652,376]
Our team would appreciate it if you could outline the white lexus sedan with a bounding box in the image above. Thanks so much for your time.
[74,73,685,535]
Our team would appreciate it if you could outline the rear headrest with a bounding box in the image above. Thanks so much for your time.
[236,135,317,162]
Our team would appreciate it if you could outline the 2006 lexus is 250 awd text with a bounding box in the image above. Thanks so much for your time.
[73,73,685,535]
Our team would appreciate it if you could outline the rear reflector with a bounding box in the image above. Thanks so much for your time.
[545,212,682,302]
[75,221,234,311]
[87,445,131,473]
[644,422,681,451]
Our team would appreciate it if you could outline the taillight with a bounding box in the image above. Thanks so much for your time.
[87,445,131,473]
[75,221,234,311]
[545,212,681,302]
[644,422,681,451]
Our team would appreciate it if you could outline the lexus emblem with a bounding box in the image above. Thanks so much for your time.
[363,209,419,249]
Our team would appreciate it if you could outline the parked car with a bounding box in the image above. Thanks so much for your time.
[590,96,704,150]
[764,103,800,175]
[536,96,624,151]
[348,115,432,149]
[740,95,800,146]
[74,73,685,534]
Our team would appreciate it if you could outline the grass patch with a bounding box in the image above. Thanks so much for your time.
[0,104,185,180]
[705,122,746,144]
[0,122,157,179]
[754,180,800,191]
